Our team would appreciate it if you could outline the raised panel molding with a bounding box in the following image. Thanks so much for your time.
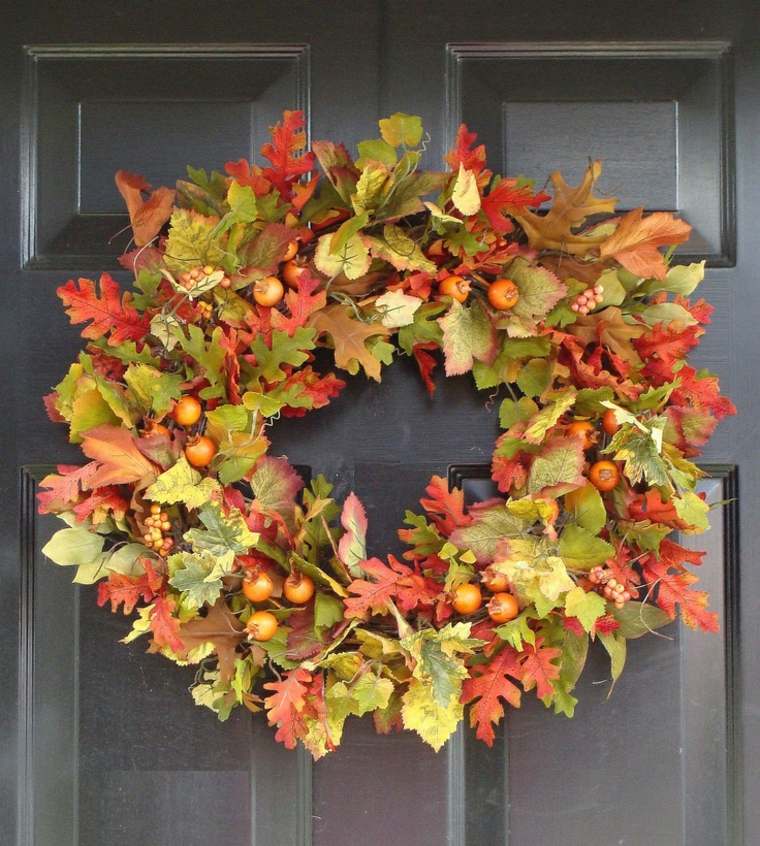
[17,465,312,846]
[20,44,310,270]
[447,463,740,846]
[445,41,735,267]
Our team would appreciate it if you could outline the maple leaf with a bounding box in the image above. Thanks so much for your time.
[114,170,175,246]
[520,638,561,699]
[177,599,247,680]
[308,304,390,381]
[445,124,487,174]
[412,342,439,397]
[419,475,472,535]
[481,178,549,234]
[511,161,617,253]
[97,559,163,615]
[344,556,412,617]
[461,645,523,746]
[80,425,157,488]
[149,595,185,653]
[57,274,150,346]
[263,667,312,749]
[438,299,497,376]
[337,492,368,578]
[260,110,315,202]
[37,462,99,514]
[599,209,692,280]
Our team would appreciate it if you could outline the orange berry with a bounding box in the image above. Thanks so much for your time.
[589,460,620,492]
[242,572,275,603]
[439,275,471,303]
[253,276,285,307]
[567,420,596,450]
[172,396,202,427]
[487,278,519,310]
[452,582,483,615]
[487,592,520,623]
[482,568,510,593]
[602,409,620,436]
[247,610,279,642]
[282,259,307,289]
[185,435,217,468]
[283,573,315,605]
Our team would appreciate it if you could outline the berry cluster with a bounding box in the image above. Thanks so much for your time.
[143,503,174,556]
[179,264,231,290]
[570,284,604,315]
[588,565,635,609]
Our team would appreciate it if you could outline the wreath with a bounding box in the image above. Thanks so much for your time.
[38,111,735,757]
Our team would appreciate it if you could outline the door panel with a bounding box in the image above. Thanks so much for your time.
[3,2,757,845]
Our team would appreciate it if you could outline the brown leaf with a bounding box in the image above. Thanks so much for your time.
[512,161,617,254]
[115,170,175,247]
[308,304,390,381]
[598,209,691,280]
[178,599,246,682]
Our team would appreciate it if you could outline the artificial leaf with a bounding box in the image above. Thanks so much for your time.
[401,679,461,752]
[315,232,371,280]
[114,170,175,246]
[80,425,157,488]
[309,304,390,381]
[451,164,481,215]
[449,504,523,564]
[177,599,246,680]
[337,492,368,578]
[564,586,606,632]
[379,112,423,148]
[183,502,259,569]
[438,299,496,376]
[599,209,691,280]
[145,455,220,510]
[559,525,615,571]
[527,437,586,498]
[462,645,523,746]
[375,289,422,328]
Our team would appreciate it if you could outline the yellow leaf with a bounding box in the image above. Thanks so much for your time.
[451,164,481,216]
[401,679,462,751]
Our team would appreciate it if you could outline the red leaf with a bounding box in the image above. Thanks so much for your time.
[412,342,439,397]
[72,486,129,524]
[519,638,561,700]
[149,595,185,653]
[278,367,345,417]
[344,556,411,617]
[490,439,530,494]
[596,614,621,635]
[481,178,550,234]
[461,646,523,746]
[43,392,65,423]
[419,475,472,535]
[37,462,99,514]
[445,124,487,174]
[271,270,327,335]
[97,559,164,615]
[57,273,150,346]
[635,323,702,371]
[224,158,272,196]
[263,667,312,749]
[114,170,175,247]
[260,110,315,202]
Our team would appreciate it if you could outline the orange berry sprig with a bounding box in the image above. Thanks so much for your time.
[571,284,604,315]
[588,565,636,610]
[143,503,175,556]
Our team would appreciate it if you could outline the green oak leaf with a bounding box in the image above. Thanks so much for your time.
[250,328,316,383]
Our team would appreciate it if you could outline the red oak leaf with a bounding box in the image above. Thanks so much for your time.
[260,110,315,202]
[481,178,550,234]
[519,638,561,700]
[72,486,129,524]
[263,667,312,749]
[57,273,151,346]
[392,557,441,614]
[596,614,621,635]
[344,556,412,617]
[279,366,345,417]
[149,595,185,653]
[114,170,175,247]
[37,462,99,514]
[491,438,530,494]
[445,124,487,174]
[224,158,272,195]
[670,365,735,419]
[412,342,439,397]
[271,271,327,335]
[419,475,472,535]
[461,645,523,746]
[97,559,164,615]
[635,323,702,372]
[644,557,718,632]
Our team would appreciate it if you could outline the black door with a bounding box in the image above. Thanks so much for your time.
[2,2,757,844]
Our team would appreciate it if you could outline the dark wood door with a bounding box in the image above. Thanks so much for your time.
[2,2,757,844]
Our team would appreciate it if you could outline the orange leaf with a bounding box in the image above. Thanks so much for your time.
[80,425,158,488]
[308,304,390,381]
[462,645,523,746]
[263,667,312,749]
[177,599,247,681]
[599,209,691,280]
[114,170,175,246]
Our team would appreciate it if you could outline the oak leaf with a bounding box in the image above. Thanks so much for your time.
[80,425,158,488]
[308,304,390,381]
[520,638,561,699]
[57,274,151,346]
[461,645,523,746]
[263,666,312,749]
[599,209,692,280]
[114,170,175,246]
[260,110,316,202]
[97,559,163,615]
[177,599,247,681]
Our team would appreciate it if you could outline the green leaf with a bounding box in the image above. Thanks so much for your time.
[673,492,710,533]
[498,396,538,429]
[124,363,183,416]
[314,592,344,631]
[559,629,589,690]
[599,632,627,694]
[368,225,436,273]
[558,525,615,571]
[175,325,227,400]
[523,389,576,444]
[290,552,348,598]
[168,552,226,608]
[517,358,552,398]
[448,504,524,563]
[618,519,671,552]
[565,483,606,534]
[564,586,606,632]
[227,180,257,222]
[315,232,371,280]
[596,268,627,306]
[611,601,673,638]
[641,260,705,296]
[250,328,316,382]
[356,138,397,168]
[145,456,220,510]
[640,302,699,327]
[603,421,670,490]
[183,503,259,570]
[495,610,537,651]
[397,301,445,354]
[379,112,423,148]
[351,164,390,216]
[438,299,496,376]
[401,679,461,752]
[527,438,586,497]
[42,525,105,567]
[401,622,479,706]
[164,208,227,273]
[508,259,567,321]
[330,211,370,254]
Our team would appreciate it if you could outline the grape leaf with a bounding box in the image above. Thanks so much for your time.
[449,504,523,564]
[375,289,422,328]
[183,502,259,570]
[527,437,586,498]
[163,208,227,273]
[401,678,462,752]
[337,492,368,578]
[145,455,220,510]
[508,259,568,322]
[250,456,304,520]
[123,363,183,416]
[168,551,229,608]
[379,112,423,147]
[315,232,371,280]
[438,299,497,376]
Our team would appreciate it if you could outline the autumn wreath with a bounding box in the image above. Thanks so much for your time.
[38,111,735,756]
